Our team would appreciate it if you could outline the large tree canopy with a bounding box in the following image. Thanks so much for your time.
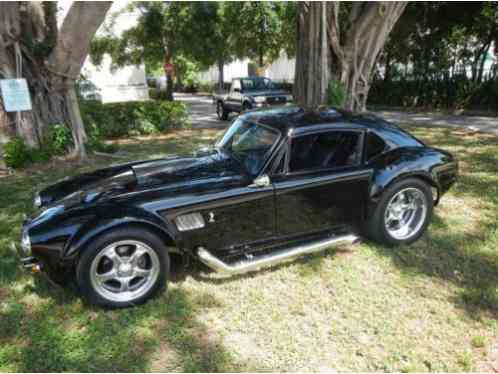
[0,1,111,159]
[294,2,407,111]
[91,2,235,98]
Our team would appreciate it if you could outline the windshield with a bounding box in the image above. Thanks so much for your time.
[216,118,280,175]
[241,77,274,91]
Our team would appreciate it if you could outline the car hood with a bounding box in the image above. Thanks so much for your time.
[245,90,289,98]
[39,149,243,208]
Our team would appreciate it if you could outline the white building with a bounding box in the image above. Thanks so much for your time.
[198,53,296,84]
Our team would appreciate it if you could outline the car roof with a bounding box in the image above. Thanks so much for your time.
[239,106,424,148]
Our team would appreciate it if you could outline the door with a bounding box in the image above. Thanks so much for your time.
[273,130,371,237]
[176,182,275,256]
[226,79,243,111]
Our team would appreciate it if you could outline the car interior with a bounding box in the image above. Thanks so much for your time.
[289,131,361,172]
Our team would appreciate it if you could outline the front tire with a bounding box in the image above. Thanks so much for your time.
[365,178,433,246]
[76,227,169,308]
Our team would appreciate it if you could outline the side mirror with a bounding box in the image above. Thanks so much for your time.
[249,174,271,188]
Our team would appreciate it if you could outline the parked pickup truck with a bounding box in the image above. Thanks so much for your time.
[213,76,293,120]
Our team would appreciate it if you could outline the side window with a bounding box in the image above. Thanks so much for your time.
[365,132,387,162]
[289,131,361,172]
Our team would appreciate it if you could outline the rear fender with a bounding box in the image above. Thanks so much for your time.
[365,147,445,220]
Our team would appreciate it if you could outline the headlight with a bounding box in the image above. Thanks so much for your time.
[254,96,266,103]
[34,193,42,209]
[21,229,31,256]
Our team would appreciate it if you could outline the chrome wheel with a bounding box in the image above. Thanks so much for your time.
[90,240,160,303]
[384,187,427,240]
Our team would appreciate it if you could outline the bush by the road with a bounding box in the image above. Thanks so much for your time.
[3,124,74,169]
[81,100,189,139]
[369,76,498,111]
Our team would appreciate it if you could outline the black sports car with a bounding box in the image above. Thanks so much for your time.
[18,107,458,308]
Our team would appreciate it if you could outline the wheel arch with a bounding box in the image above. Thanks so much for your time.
[365,170,439,221]
[64,217,182,263]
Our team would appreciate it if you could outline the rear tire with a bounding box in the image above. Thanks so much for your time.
[76,227,169,308]
[364,178,433,246]
[216,101,229,120]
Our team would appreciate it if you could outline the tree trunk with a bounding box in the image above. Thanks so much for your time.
[163,55,174,101]
[217,59,224,91]
[294,2,407,112]
[477,42,491,83]
[48,1,111,160]
[0,2,111,161]
[384,51,392,83]
[294,2,329,110]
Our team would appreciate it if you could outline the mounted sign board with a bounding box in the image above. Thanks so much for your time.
[0,79,32,112]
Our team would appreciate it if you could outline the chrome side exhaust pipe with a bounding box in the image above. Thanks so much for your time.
[197,234,359,274]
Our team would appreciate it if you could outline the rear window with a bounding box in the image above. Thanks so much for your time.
[365,132,387,162]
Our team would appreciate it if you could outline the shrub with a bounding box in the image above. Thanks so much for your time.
[148,88,171,101]
[85,135,118,154]
[197,81,217,94]
[81,100,189,139]
[3,137,31,169]
[46,123,73,156]
[327,80,346,107]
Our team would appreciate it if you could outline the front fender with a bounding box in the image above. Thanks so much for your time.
[28,201,183,269]
[62,203,181,262]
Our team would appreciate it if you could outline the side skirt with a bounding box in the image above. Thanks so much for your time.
[197,233,359,275]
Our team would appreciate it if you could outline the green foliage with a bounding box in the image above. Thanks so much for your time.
[90,1,296,91]
[2,123,74,169]
[3,137,32,169]
[369,77,498,110]
[148,88,171,101]
[327,80,346,107]
[224,2,289,66]
[46,124,73,156]
[198,81,216,94]
[86,135,118,154]
[373,2,498,110]
[81,100,189,139]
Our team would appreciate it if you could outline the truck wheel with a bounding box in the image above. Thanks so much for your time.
[365,178,433,246]
[77,227,169,308]
[216,101,229,120]
[242,102,252,112]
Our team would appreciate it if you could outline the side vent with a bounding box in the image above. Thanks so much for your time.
[175,213,205,232]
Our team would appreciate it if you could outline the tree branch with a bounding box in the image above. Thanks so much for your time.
[47,1,112,79]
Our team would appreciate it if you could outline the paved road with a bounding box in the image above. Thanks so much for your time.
[175,93,227,129]
[175,93,498,135]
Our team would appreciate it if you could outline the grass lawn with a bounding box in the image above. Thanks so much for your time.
[0,124,497,372]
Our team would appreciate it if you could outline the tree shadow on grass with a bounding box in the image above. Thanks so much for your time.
[370,127,498,319]
[0,277,251,372]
